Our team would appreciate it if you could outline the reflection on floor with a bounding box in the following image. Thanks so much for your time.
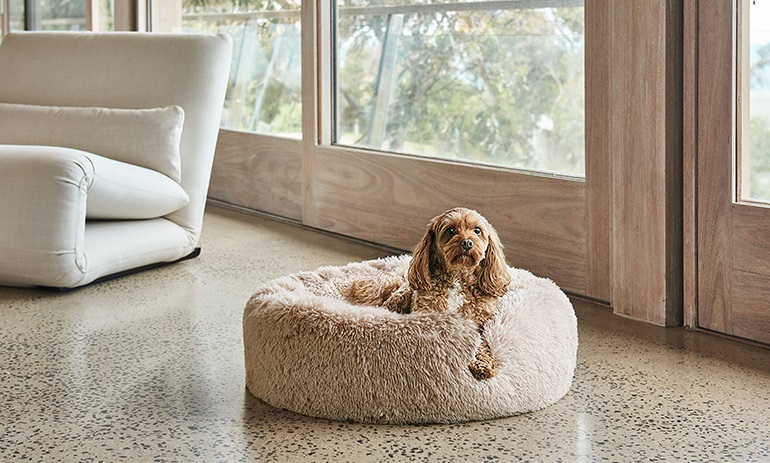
[1,206,768,462]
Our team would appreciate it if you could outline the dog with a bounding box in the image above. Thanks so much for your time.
[345,208,512,380]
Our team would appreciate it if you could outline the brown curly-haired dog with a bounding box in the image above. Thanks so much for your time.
[345,208,512,380]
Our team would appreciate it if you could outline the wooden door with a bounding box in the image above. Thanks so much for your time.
[695,0,770,344]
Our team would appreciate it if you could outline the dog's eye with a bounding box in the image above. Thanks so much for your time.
[474,227,482,236]
[445,227,457,237]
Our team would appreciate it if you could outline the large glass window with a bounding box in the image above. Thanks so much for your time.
[2,0,114,33]
[744,0,770,202]
[179,0,302,138]
[334,0,585,176]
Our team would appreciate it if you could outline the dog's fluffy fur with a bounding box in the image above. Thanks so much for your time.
[344,207,512,380]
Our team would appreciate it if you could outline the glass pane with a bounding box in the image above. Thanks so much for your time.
[341,0,507,5]
[334,1,585,176]
[8,0,23,31]
[96,0,114,31]
[746,0,770,202]
[179,1,302,138]
[1,0,113,32]
[37,0,87,31]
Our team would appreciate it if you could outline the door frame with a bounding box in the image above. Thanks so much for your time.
[684,0,732,330]
[684,0,770,343]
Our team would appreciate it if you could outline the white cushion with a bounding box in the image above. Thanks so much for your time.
[0,145,190,220]
[0,102,185,182]
[0,32,233,245]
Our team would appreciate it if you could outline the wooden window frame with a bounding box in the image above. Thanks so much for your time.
[0,0,687,325]
[208,0,684,326]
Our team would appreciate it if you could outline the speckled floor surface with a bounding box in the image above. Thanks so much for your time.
[1,205,769,462]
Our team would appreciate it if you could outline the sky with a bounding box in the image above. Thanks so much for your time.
[752,1,770,43]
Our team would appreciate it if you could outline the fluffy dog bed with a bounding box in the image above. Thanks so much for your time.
[243,256,577,424]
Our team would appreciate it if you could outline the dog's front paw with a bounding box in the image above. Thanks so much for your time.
[469,340,498,380]
[468,359,497,380]
[383,285,412,314]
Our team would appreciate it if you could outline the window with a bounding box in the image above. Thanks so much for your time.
[92,0,115,30]
[174,1,690,325]
[1,0,115,33]
[743,0,770,203]
[179,0,302,138]
[334,0,585,176]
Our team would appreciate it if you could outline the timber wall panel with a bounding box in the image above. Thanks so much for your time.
[209,130,303,221]
[307,147,587,294]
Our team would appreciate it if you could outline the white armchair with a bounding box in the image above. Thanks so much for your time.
[0,32,232,288]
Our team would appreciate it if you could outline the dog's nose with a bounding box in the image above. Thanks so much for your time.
[460,239,474,251]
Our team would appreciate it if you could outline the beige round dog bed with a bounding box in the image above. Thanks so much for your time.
[243,256,577,424]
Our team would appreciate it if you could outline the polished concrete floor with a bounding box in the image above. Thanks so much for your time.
[1,206,769,462]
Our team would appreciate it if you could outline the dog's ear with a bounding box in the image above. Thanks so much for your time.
[409,215,446,291]
[408,227,435,291]
[478,226,511,297]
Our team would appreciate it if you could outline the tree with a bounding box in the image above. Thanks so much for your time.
[749,112,770,201]
[183,1,586,174]
[336,6,585,174]
[751,42,770,88]
[749,42,770,201]
[183,0,302,135]
[185,0,298,12]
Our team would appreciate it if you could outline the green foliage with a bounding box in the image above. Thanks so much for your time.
[752,42,770,89]
[749,116,770,201]
[183,0,300,12]
[337,7,585,174]
[41,0,85,20]
[184,2,585,171]
[748,38,770,201]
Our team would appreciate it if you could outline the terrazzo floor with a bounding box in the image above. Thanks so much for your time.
[1,205,769,462]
